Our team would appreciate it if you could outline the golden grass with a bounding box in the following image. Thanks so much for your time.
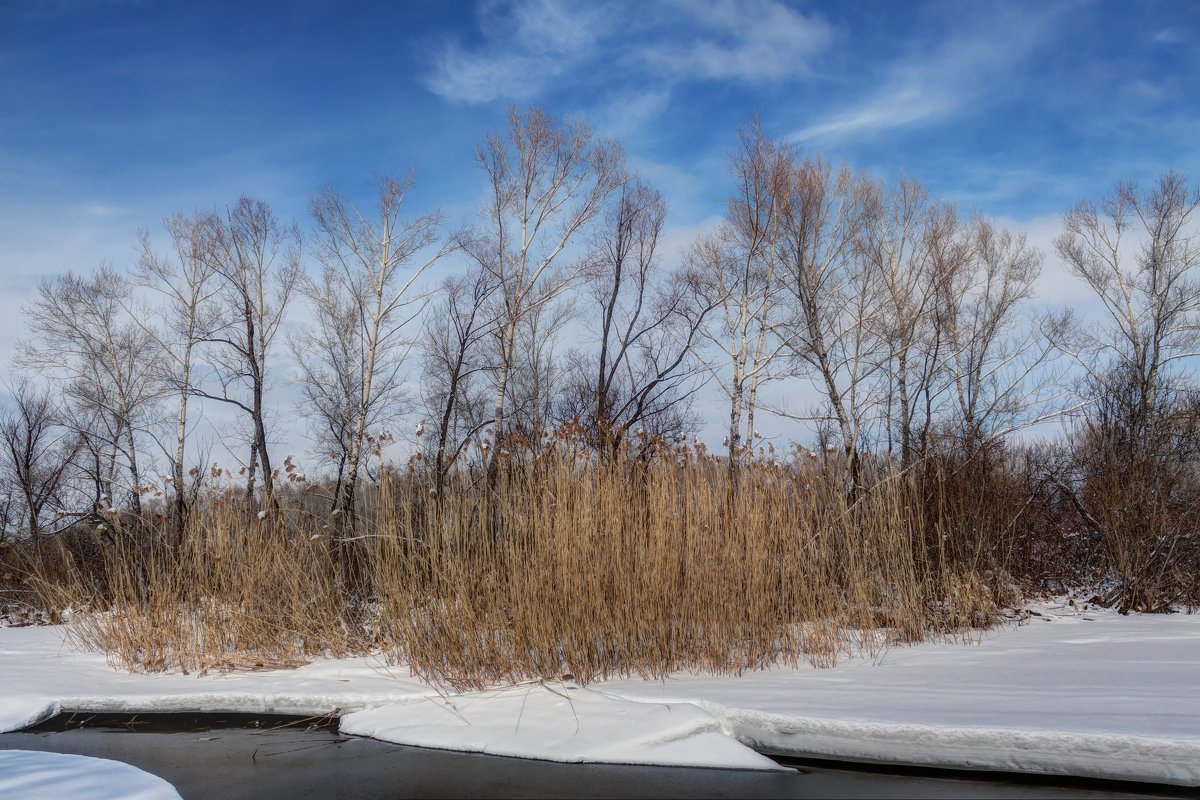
[25,443,1020,689]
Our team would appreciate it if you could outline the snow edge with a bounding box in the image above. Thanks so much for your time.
[690,700,1200,788]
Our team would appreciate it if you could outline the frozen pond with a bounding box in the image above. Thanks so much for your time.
[0,713,1189,799]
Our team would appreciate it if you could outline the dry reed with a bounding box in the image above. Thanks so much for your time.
[24,439,1020,689]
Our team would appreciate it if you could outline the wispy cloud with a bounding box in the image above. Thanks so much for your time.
[423,0,834,106]
[587,88,673,140]
[1152,27,1182,44]
[1126,78,1168,103]
[81,202,126,218]
[423,0,616,104]
[941,164,1092,214]
[643,0,834,82]
[790,4,1067,144]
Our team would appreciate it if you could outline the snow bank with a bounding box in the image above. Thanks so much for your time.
[0,624,437,729]
[600,606,1200,785]
[0,750,181,800]
[340,684,782,770]
[1,606,1197,785]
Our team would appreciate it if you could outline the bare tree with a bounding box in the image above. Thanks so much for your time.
[461,106,625,454]
[1053,172,1200,611]
[135,211,221,534]
[1055,172,1200,435]
[501,291,574,448]
[299,175,450,521]
[691,120,795,471]
[0,474,17,543]
[776,158,879,480]
[420,267,499,488]
[561,179,714,457]
[19,267,161,515]
[905,202,971,460]
[0,381,80,543]
[292,267,359,504]
[858,176,936,464]
[942,216,1057,446]
[198,197,301,505]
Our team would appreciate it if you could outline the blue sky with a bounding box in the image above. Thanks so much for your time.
[1,0,1197,451]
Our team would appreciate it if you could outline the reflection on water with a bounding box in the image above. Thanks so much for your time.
[0,713,1188,800]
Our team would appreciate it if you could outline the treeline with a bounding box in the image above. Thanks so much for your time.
[2,108,1200,620]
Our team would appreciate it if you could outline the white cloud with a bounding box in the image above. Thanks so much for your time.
[643,0,834,82]
[1152,27,1182,44]
[423,0,614,104]
[422,0,834,106]
[1126,78,1167,103]
[657,212,725,268]
[941,163,1092,212]
[792,84,956,143]
[587,89,673,141]
[81,202,125,218]
[790,4,1067,144]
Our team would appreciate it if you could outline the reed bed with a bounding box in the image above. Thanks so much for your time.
[22,443,1022,689]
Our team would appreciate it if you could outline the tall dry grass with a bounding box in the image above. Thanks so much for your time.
[23,439,1021,689]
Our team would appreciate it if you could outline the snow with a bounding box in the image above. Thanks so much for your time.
[0,750,181,800]
[0,605,1198,786]
[0,624,438,731]
[340,684,782,770]
[598,606,1200,785]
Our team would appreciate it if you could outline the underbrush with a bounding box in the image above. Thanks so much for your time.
[8,443,1059,689]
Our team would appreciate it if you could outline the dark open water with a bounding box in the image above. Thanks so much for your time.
[1,713,1194,800]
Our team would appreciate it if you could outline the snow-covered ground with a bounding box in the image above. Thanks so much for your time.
[1,604,1197,786]
[601,606,1200,785]
[341,685,781,770]
[0,625,438,733]
[0,750,181,799]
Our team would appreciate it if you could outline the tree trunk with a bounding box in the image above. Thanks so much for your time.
[897,350,911,467]
[125,420,142,518]
[745,369,759,453]
[172,365,190,542]
[727,373,744,473]
[253,387,275,507]
[245,441,259,499]
[491,317,518,455]
[435,366,461,490]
